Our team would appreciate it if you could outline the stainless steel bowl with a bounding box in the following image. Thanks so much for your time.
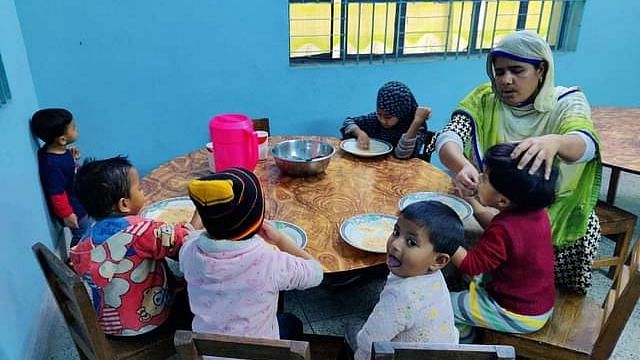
[271,139,336,177]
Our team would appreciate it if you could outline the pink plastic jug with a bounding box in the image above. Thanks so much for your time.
[209,113,258,172]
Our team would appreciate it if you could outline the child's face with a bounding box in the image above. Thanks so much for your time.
[125,167,146,214]
[386,215,443,277]
[376,108,400,129]
[62,120,78,144]
[477,169,510,210]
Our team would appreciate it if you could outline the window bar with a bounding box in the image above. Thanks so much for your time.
[516,1,529,30]
[468,0,481,58]
[382,2,390,63]
[455,1,465,60]
[545,0,557,44]
[444,0,453,60]
[488,0,499,50]
[556,0,570,50]
[479,0,490,54]
[395,1,408,60]
[536,0,546,33]
[330,0,335,59]
[369,1,376,64]
[356,1,362,63]
[341,0,348,64]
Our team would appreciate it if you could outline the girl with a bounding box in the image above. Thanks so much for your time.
[340,81,431,159]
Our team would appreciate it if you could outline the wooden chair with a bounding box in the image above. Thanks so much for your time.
[253,117,270,133]
[593,200,637,280]
[479,236,640,360]
[32,242,178,360]
[371,342,516,360]
[174,330,310,359]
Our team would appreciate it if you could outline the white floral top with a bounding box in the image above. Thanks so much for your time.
[355,271,459,360]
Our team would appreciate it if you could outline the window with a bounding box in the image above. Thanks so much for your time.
[289,0,585,64]
[0,52,11,106]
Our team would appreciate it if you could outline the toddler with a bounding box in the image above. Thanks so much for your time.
[340,81,431,159]
[30,108,89,246]
[351,201,462,360]
[450,142,558,342]
[179,167,323,339]
[70,155,201,336]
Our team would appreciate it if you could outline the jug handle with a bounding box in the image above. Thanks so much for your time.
[248,128,258,164]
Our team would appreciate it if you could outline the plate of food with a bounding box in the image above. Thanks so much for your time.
[398,192,473,221]
[339,138,393,157]
[272,220,308,249]
[140,196,195,224]
[339,213,397,253]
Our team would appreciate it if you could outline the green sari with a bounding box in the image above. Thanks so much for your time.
[456,83,601,247]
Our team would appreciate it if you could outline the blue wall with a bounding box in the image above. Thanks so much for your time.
[0,0,53,358]
[14,1,640,176]
[2,0,639,357]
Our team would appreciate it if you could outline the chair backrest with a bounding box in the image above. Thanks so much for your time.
[371,342,516,360]
[174,330,310,360]
[252,118,270,133]
[593,237,640,359]
[32,242,115,360]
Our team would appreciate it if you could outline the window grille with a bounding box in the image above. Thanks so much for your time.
[289,0,585,65]
[0,52,11,106]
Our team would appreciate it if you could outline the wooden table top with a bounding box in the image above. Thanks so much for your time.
[141,136,453,273]
[592,107,640,175]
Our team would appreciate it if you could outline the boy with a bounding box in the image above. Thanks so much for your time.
[70,155,201,336]
[30,108,88,246]
[450,142,559,342]
[351,201,462,360]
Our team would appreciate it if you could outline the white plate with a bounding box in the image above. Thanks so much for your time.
[272,220,308,249]
[398,192,473,220]
[340,138,393,157]
[340,213,397,253]
[140,196,195,224]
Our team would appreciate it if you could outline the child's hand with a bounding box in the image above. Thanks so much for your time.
[258,221,295,248]
[63,213,79,229]
[356,132,370,150]
[413,106,431,126]
[455,163,479,197]
[68,146,81,160]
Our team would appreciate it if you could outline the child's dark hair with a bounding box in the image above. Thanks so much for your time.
[75,155,133,219]
[400,201,463,256]
[485,142,558,211]
[30,108,73,144]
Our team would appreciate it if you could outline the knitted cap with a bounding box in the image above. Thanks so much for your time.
[188,167,264,240]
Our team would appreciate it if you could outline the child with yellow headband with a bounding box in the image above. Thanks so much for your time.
[179,167,323,339]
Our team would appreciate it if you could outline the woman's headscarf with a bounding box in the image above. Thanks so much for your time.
[376,81,418,125]
[486,30,556,112]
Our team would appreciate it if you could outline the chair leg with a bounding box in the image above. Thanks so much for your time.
[609,230,633,286]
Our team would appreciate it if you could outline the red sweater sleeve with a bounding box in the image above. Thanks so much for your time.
[459,224,509,276]
[127,220,191,260]
[49,192,74,218]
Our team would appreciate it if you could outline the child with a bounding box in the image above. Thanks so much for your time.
[340,81,431,159]
[450,142,559,342]
[70,155,201,336]
[30,108,89,246]
[350,201,462,360]
[179,167,323,340]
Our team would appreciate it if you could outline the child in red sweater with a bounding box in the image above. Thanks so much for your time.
[450,142,558,342]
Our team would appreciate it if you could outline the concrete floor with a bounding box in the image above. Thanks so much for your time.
[43,168,640,359]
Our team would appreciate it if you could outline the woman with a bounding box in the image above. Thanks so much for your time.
[433,30,602,294]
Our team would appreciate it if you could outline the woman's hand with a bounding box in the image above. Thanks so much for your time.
[356,131,370,150]
[511,135,562,180]
[454,163,480,196]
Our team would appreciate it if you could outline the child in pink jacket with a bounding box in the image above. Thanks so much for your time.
[179,167,323,339]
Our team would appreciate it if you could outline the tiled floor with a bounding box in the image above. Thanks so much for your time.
[43,168,640,359]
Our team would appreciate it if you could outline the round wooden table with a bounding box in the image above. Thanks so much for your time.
[141,136,453,273]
